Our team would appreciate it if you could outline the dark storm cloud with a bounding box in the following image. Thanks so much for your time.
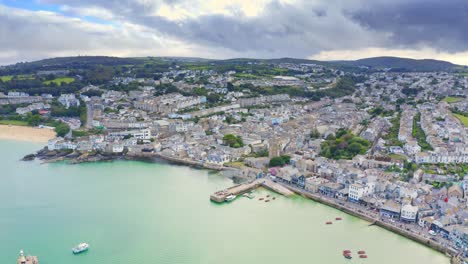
[350,0,468,52]
[3,0,468,64]
[42,0,468,56]
[111,1,385,58]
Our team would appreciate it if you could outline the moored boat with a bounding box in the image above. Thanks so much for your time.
[358,250,366,254]
[259,197,264,201]
[242,193,255,199]
[265,200,270,202]
[225,194,236,202]
[326,221,333,225]
[335,217,342,220]
[72,243,89,254]
[343,253,352,259]
[343,250,351,254]
[359,255,368,258]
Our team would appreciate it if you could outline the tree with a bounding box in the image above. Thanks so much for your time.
[223,134,244,148]
[269,157,285,167]
[54,122,70,137]
[310,128,321,139]
[26,114,41,126]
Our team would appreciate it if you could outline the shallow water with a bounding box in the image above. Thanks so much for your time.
[0,140,449,264]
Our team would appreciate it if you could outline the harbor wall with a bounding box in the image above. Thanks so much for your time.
[282,184,458,257]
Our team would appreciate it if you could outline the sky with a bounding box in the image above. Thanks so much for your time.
[1,0,468,65]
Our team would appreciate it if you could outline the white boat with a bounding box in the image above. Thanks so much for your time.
[429,230,437,236]
[72,243,89,254]
[225,194,236,202]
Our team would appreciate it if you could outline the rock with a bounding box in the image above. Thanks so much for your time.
[21,154,36,161]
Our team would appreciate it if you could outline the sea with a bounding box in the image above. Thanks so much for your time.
[0,140,449,264]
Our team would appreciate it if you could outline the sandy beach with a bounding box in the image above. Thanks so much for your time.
[0,125,56,143]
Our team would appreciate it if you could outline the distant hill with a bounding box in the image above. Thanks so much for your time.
[1,55,465,74]
[335,56,462,72]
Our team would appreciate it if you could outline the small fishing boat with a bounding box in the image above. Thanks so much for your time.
[72,243,89,254]
[225,194,236,202]
[343,253,352,259]
[265,200,270,202]
[326,221,333,225]
[259,197,264,201]
[335,217,342,220]
[272,197,276,200]
[359,255,368,258]
[358,250,366,254]
[243,193,255,199]
[266,195,270,197]
[343,250,351,254]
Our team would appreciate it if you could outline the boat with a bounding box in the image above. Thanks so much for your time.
[72,243,89,254]
[242,193,255,199]
[326,221,333,225]
[335,217,342,220]
[265,200,270,202]
[359,255,368,258]
[343,250,351,254]
[358,250,366,254]
[343,253,352,259]
[266,195,270,198]
[429,230,436,236]
[225,195,236,202]
[272,197,276,200]
[259,197,264,201]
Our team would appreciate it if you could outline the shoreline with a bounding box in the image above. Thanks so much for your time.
[20,145,463,262]
[27,147,234,172]
[0,125,56,143]
[280,183,459,259]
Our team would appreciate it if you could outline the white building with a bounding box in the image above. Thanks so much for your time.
[108,129,151,140]
[400,204,418,222]
[112,144,124,153]
[348,183,375,202]
[58,94,80,109]
[404,140,421,156]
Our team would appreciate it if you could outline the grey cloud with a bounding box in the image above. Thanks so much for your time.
[5,0,468,63]
[350,0,468,52]
[0,6,167,64]
[110,1,387,58]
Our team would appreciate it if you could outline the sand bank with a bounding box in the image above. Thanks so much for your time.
[0,125,56,143]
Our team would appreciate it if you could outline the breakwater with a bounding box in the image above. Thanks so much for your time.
[210,179,294,202]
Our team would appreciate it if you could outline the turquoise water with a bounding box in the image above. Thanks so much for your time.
[0,140,448,264]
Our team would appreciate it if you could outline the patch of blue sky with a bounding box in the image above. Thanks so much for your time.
[1,0,117,26]
[82,16,117,26]
[0,0,62,12]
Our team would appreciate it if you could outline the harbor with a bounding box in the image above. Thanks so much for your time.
[210,178,293,203]
[1,140,451,264]
[211,176,461,261]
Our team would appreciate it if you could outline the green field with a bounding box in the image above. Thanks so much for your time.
[443,97,464,103]
[0,75,13,82]
[454,113,468,126]
[0,74,34,82]
[43,77,75,85]
[389,153,407,161]
[0,120,29,126]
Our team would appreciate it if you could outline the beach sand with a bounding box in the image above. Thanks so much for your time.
[0,125,56,143]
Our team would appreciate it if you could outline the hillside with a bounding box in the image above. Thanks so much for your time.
[337,56,463,72]
[1,56,465,75]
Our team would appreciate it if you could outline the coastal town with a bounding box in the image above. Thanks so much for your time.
[1,57,468,262]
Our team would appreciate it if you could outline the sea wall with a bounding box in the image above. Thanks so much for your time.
[283,184,458,257]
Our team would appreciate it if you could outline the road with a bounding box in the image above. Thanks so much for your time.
[85,102,93,129]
